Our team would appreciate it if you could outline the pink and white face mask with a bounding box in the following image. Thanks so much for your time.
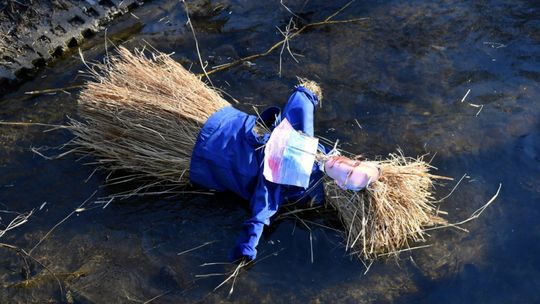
[324,156,380,191]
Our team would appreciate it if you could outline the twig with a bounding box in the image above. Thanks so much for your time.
[296,218,342,233]
[349,194,365,250]
[199,262,231,267]
[104,28,110,65]
[0,209,33,239]
[142,290,172,304]
[31,147,56,160]
[223,249,285,294]
[307,18,368,26]
[277,17,299,77]
[428,151,437,164]
[24,85,83,96]
[290,213,316,263]
[199,248,284,298]
[228,263,241,296]
[309,230,314,263]
[291,218,297,235]
[29,191,97,255]
[0,121,69,129]
[354,119,362,129]
[426,183,502,232]
[181,0,213,87]
[324,0,356,22]
[361,259,373,275]
[79,47,93,74]
[102,197,114,209]
[376,244,433,257]
[195,272,228,278]
[213,259,246,295]
[435,173,467,203]
[468,103,484,116]
[345,203,359,249]
[280,0,301,19]
[198,2,368,77]
[177,240,217,256]
[460,89,471,103]
[475,104,484,116]
[276,205,321,218]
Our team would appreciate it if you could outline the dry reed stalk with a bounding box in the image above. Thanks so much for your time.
[325,152,450,261]
[70,47,230,191]
[0,209,34,239]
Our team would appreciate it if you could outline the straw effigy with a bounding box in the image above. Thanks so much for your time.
[324,152,450,261]
[70,47,449,261]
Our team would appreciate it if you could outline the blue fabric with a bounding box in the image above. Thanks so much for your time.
[190,86,324,261]
[282,86,319,136]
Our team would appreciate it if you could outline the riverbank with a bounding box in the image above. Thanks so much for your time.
[0,0,146,91]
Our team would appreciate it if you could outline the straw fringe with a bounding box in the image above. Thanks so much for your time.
[325,152,449,260]
[70,47,230,189]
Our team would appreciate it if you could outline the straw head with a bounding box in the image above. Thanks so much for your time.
[325,152,448,261]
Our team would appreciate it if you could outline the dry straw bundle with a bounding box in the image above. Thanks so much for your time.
[325,152,450,261]
[70,47,230,190]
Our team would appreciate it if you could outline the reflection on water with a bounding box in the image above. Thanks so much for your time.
[1,0,539,302]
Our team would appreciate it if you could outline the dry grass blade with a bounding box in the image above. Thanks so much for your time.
[29,191,96,255]
[198,248,284,298]
[177,240,217,256]
[0,209,34,239]
[69,47,231,193]
[213,259,246,296]
[325,152,450,261]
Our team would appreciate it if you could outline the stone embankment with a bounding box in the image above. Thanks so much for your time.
[0,0,146,87]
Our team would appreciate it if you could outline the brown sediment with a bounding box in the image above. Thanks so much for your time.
[7,271,86,289]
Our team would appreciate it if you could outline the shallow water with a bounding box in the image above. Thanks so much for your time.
[1,0,539,302]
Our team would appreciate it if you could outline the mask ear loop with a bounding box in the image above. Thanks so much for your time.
[317,140,340,173]
[343,159,361,190]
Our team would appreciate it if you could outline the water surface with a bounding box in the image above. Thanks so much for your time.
[1,0,539,302]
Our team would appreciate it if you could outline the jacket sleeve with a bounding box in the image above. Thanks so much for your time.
[232,173,281,261]
[282,86,319,136]
[232,86,320,261]
[280,86,325,204]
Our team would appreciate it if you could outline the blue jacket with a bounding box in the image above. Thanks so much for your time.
[189,86,324,260]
